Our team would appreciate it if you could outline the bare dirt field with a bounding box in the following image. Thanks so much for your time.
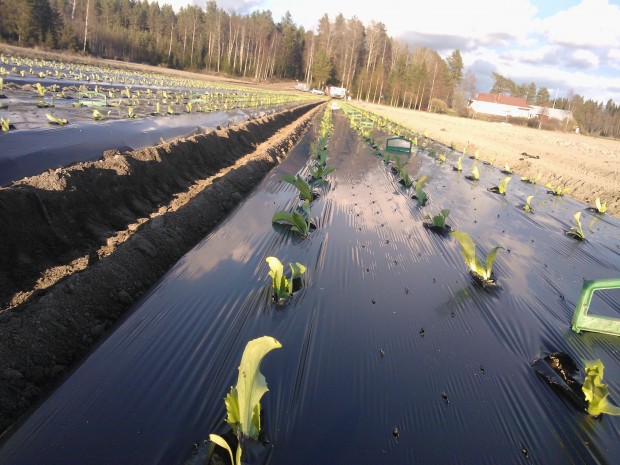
[356,101,620,217]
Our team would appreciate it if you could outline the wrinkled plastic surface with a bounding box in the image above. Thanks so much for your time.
[1,112,620,464]
[0,106,288,185]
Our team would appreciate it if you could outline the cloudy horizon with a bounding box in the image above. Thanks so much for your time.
[163,0,620,103]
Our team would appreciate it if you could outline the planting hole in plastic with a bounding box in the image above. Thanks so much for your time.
[571,279,620,336]
[385,136,413,155]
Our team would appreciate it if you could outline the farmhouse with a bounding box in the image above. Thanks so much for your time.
[468,92,531,118]
[468,92,574,121]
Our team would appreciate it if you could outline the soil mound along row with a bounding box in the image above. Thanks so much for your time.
[0,101,322,435]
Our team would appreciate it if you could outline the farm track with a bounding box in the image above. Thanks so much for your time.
[0,101,323,434]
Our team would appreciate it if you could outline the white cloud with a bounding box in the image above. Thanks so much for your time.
[464,46,618,102]
[540,0,620,48]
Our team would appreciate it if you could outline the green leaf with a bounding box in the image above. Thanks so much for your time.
[484,246,504,280]
[272,210,296,226]
[46,113,68,125]
[471,165,479,180]
[289,262,306,280]
[498,176,511,194]
[450,231,478,274]
[287,262,306,294]
[209,434,235,465]
[291,211,309,235]
[282,174,312,202]
[266,256,286,298]
[595,197,606,213]
[583,359,620,416]
[224,387,240,434]
[415,175,427,204]
[234,336,282,439]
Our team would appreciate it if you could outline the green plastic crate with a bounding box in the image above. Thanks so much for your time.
[571,278,620,336]
[385,136,413,155]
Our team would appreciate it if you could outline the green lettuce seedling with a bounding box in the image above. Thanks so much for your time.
[523,195,534,213]
[545,182,571,196]
[308,163,334,182]
[437,153,446,164]
[502,163,512,174]
[414,175,428,205]
[92,109,107,121]
[465,165,479,181]
[210,336,282,465]
[282,174,313,202]
[583,359,620,417]
[424,209,450,229]
[35,82,46,98]
[566,211,585,240]
[521,173,542,184]
[595,197,606,214]
[490,176,511,195]
[272,199,313,237]
[454,155,463,172]
[398,166,413,188]
[450,230,503,285]
[498,176,511,194]
[46,113,68,125]
[1,116,10,132]
[266,256,306,301]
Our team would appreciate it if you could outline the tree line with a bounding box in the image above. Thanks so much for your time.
[0,0,617,138]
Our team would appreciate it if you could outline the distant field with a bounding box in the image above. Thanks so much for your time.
[356,101,620,217]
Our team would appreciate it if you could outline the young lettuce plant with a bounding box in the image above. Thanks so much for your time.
[453,155,463,172]
[501,163,513,174]
[489,176,511,195]
[566,211,585,241]
[521,173,542,184]
[391,155,406,174]
[266,256,306,302]
[546,182,571,196]
[46,113,68,125]
[1,116,10,132]
[413,175,428,205]
[398,166,413,188]
[465,165,480,181]
[282,174,314,202]
[272,200,314,237]
[209,336,282,465]
[523,195,534,213]
[582,359,620,417]
[307,163,334,183]
[594,197,606,214]
[450,230,503,287]
[424,209,451,233]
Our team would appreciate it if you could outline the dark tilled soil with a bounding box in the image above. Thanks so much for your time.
[0,101,323,435]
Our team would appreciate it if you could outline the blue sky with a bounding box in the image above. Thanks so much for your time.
[166,0,620,103]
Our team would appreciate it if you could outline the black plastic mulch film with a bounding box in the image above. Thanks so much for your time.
[1,108,619,465]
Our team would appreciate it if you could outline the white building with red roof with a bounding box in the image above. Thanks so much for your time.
[467,93,573,121]
[468,92,532,118]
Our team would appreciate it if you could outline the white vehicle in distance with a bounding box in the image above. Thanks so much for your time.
[310,88,325,95]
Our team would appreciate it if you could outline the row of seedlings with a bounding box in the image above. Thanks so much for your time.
[205,104,335,465]
[344,104,620,420]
